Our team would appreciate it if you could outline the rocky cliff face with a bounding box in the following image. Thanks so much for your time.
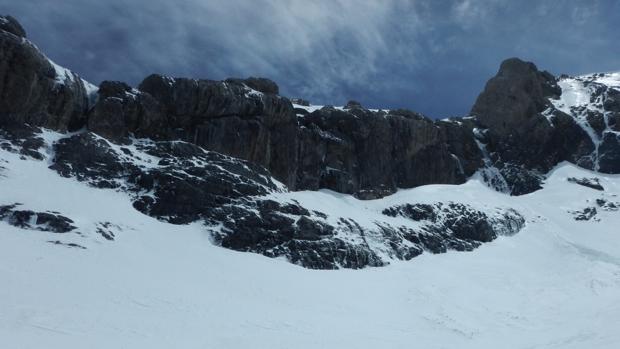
[1,126,525,269]
[0,17,485,199]
[471,58,596,194]
[1,15,619,268]
[137,74,300,189]
[93,73,483,198]
[0,17,93,131]
[2,16,617,200]
[296,107,482,198]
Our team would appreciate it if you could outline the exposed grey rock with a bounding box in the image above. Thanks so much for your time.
[586,110,606,137]
[0,23,91,131]
[48,240,86,249]
[46,131,524,269]
[603,88,620,113]
[0,15,26,38]
[344,100,362,109]
[499,164,545,196]
[567,177,604,191]
[291,98,310,106]
[50,132,279,223]
[0,125,45,160]
[0,203,77,233]
[609,112,620,132]
[471,58,595,194]
[137,73,483,197]
[572,207,598,221]
[96,222,119,241]
[596,198,619,211]
[383,202,524,245]
[472,58,560,137]
[200,198,525,268]
[296,107,481,198]
[88,81,166,141]
[226,77,279,94]
[599,132,620,173]
[437,120,484,176]
[138,74,299,188]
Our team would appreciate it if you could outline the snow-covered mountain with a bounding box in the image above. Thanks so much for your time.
[1,14,620,348]
[2,133,620,348]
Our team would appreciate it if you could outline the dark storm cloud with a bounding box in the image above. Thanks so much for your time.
[1,0,619,117]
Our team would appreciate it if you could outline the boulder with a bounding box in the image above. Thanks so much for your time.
[567,177,604,191]
[0,203,77,233]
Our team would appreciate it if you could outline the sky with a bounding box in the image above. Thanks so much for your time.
[2,0,619,118]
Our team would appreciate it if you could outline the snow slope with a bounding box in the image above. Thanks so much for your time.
[1,133,620,348]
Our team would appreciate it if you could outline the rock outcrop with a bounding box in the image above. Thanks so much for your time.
[136,74,300,188]
[471,58,596,194]
[296,107,482,198]
[86,72,482,197]
[0,15,93,131]
[0,15,26,38]
[36,130,522,269]
[0,203,77,233]
[599,132,620,173]
[87,81,166,141]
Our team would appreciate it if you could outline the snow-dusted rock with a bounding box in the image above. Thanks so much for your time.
[471,58,595,195]
[567,176,604,191]
[0,203,77,233]
[549,72,620,173]
[32,129,520,269]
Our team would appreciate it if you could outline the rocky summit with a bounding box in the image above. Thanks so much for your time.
[1,15,619,269]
